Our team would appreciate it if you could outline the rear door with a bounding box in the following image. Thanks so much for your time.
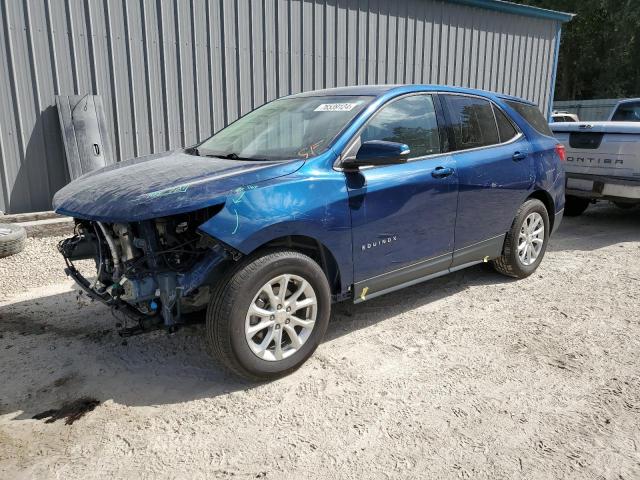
[440,94,533,266]
[343,93,458,301]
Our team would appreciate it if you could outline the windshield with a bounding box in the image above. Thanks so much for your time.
[197,95,372,160]
[611,101,640,122]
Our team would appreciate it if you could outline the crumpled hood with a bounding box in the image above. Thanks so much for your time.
[53,150,304,222]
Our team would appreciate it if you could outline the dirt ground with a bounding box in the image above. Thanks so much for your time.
[1,203,639,479]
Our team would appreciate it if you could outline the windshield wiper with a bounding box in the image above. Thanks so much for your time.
[187,148,266,161]
[218,152,256,161]
[211,152,270,161]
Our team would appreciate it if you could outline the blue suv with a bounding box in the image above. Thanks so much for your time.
[54,85,565,379]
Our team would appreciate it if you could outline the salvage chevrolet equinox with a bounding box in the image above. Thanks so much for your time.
[54,85,566,379]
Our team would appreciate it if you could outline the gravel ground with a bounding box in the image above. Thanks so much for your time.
[1,203,639,479]
[0,236,72,301]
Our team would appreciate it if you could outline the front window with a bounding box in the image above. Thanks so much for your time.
[197,95,372,160]
[360,94,442,158]
[611,101,640,122]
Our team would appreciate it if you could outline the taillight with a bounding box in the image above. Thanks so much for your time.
[555,143,566,162]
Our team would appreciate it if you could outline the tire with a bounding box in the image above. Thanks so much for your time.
[492,198,550,279]
[206,249,331,380]
[564,195,590,217]
[0,223,27,258]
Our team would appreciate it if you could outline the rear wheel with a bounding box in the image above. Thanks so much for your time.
[492,198,549,279]
[206,249,331,380]
[564,195,590,217]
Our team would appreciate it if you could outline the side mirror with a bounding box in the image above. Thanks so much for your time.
[342,140,410,169]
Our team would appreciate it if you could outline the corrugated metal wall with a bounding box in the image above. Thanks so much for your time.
[0,0,561,214]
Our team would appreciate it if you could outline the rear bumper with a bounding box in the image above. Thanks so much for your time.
[566,173,640,201]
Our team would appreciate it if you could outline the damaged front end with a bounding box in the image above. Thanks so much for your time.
[58,207,234,335]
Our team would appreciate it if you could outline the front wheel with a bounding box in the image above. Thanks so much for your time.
[206,249,331,380]
[492,198,550,279]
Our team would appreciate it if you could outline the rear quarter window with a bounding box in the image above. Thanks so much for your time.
[505,100,553,137]
[493,106,519,143]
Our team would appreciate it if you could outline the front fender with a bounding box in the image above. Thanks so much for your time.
[198,167,353,292]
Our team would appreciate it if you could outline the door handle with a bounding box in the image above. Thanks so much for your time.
[512,151,527,161]
[431,166,454,178]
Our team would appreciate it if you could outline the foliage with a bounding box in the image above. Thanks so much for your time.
[514,0,640,100]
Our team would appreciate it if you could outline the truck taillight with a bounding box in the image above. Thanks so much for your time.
[555,144,566,162]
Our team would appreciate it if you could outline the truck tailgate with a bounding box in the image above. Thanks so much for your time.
[551,122,640,179]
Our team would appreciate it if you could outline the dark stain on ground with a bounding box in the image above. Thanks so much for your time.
[32,397,100,425]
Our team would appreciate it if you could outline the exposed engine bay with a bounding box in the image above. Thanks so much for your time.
[58,207,234,335]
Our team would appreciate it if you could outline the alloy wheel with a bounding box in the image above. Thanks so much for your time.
[518,212,544,266]
[245,274,317,361]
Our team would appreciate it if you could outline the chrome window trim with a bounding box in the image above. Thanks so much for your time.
[434,131,524,157]
[334,90,525,171]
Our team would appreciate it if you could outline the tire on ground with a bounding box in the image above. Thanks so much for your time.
[0,223,27,258]
[206,249,331,380]
[564,195,590,217]
[492,198,550,279]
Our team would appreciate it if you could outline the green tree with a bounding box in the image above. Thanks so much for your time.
[514,0,640,100]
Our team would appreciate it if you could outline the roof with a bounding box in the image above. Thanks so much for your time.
[288,85,400,97]
[447,0,574,23]
[289,84,537,105]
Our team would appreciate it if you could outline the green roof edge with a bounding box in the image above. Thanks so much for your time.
[446,0,575,23]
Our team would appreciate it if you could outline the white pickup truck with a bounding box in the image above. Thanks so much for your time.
[550,98,640,216]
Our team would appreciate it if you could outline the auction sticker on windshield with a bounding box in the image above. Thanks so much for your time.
[314,103,359,112]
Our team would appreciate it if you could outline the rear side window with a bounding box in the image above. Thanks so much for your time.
[360,94,441,158]
[493,106,518,143]
[506,100,553,136]
[442,95,499,150]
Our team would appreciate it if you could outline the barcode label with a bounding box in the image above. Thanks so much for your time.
[314,103,358,112]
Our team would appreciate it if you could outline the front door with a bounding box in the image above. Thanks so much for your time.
[343,94,459,301]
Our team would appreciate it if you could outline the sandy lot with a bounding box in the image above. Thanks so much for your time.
[1,203,639,479]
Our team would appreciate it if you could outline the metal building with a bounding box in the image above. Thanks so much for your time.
[0,0,572,214]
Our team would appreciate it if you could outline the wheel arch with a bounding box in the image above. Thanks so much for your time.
[527,189,555,231]
[232,235,342,298]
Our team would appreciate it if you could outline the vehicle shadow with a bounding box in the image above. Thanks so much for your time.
[549,202,640,253]
[0,265,514,418]
[326,264,510,342]
[0,289,249,419]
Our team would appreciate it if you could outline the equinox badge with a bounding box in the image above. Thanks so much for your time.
[362,235,398,251]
